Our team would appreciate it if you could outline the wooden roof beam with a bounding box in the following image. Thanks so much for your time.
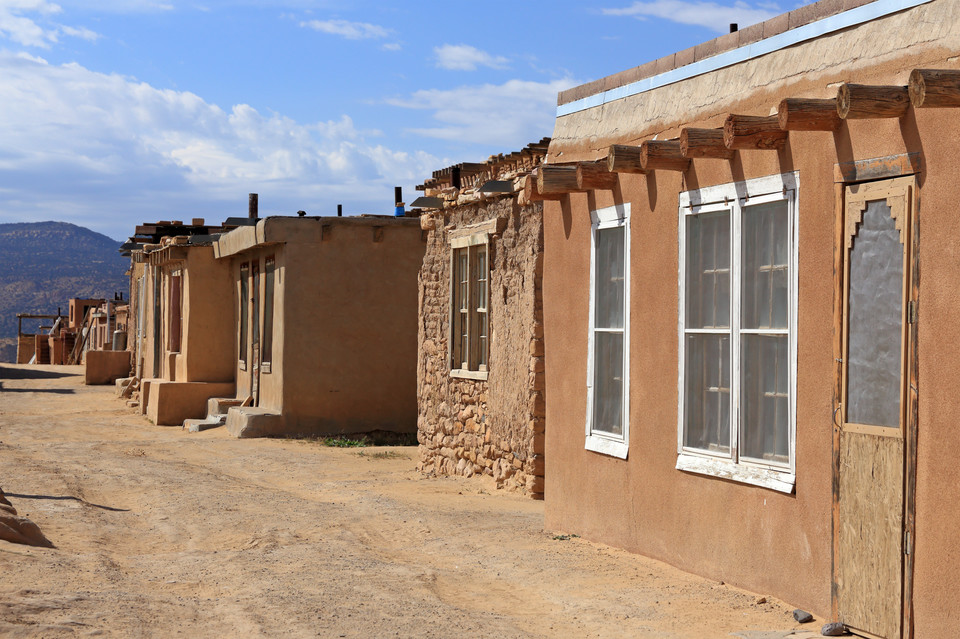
[641,139,690,172]
[538,165,580,194]
[606,144,646,174]
[909,69,960,108]
[778,98,842,131]
[679,128,734,159]
[724,114,788,150]
[576,160,618,190]
[523,172,564,201]
[837,83,909,119]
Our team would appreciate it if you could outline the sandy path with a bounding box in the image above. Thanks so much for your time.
[0,365,820,638]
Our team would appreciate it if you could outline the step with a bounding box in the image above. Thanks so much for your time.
[207,397,243,417]
[184,414,227,433]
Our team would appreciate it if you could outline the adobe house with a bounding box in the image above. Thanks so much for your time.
[540,0,959,637]
[125,220,235,424]
[212,214,425,438]
[415,140,549,497]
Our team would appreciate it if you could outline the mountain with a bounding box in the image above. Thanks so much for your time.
[0,221,128,362]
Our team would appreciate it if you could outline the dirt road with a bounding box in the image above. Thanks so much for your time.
[0,365,819,638]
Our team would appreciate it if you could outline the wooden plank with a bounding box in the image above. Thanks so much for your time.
[833,152,921,183]
[903,181,920,639]
[831,181,844,622]
[837,83,910,119]
[908,69,960,108]
[838,432,904,639]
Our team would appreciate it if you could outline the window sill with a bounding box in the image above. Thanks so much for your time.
[239,360,247,371]
[585,434,628,459]
[675,453,795,494]
[261,362,271,374]
[450,369,488,381]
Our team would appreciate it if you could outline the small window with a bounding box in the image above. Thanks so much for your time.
[262,256,275,371]
[168,269,182,353]
[239,262,249,368]
[678,173,797,493]
[450,236,489,378]
[585,204,630,459]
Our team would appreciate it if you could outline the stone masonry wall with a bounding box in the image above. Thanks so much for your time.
[417,196,545,498]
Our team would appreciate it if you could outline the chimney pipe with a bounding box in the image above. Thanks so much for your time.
[337,204,343,217]
[248,193,258,219]
[394,186,405,217]
[729,23,738,32]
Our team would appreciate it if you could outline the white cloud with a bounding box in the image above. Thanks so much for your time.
[602,0,779,32]
[0,0,101,47]
[382,42,401,52]
[388,76,578,147]
[299,18,388,40]
[0,52,440,237]
[434,44,508,71]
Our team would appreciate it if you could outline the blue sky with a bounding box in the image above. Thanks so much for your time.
[0,0,792,240]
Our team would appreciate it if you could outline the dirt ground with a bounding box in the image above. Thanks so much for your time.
[0,365,823,638]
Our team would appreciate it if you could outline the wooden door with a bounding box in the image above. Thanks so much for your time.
[251,261,261,407]
[836,176,916,639]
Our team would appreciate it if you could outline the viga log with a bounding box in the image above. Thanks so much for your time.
[0,487,54,548]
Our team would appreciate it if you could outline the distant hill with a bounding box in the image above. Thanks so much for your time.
[0,221,128,362]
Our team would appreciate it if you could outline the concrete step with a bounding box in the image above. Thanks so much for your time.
[207,397,243,417]
[184,414,227,433]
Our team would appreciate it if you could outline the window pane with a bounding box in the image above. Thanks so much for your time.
[685,211,730,329]
[593,330,624,436]
[741,334,789,463]
[847,199,904,428]
[742,201,789,330]
[683,333,730,454]
[595,225,625,329]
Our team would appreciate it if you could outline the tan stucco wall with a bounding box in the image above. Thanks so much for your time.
[543,1,960,634]
[84,350,131,385]
[218,216,425,436]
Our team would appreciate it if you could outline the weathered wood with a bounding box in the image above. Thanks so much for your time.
[723,115,788,150]
[778,98,842,131]
[833,152,921,184]
[908,69,960,108]
[679,128,734,159]
[522,172,563,201]
[903,181,919,639]
[606,144,646,174]
[576,160,618,190]
[641,140,690,172]
[837,83,910,119]
[830,181,844,622]
[537,165,580,194]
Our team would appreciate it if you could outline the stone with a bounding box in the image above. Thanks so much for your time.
[820,622,848,636]
[793,609,813,623]
[755,596,767,605]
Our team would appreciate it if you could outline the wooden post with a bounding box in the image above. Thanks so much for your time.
[679,128,734,159]
[908,69,960,108]
[837,83,909,119]
[523,172,563,201]
[606,144,645,174]
[537,165,580,194]
[576,160,618,190]
[778,98,842,131]
[641,140,690,172]
[723,115,788,150]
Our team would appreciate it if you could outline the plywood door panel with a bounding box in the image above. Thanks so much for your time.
[838,431,904,639]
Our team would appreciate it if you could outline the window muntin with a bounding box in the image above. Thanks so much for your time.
[239,262,249,367]
[586,204,630,459]
[678,175,797,488]
[450,238,489,376]
[262,257,276,370]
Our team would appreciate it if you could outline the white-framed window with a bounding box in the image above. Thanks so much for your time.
[677,173,798,493]
[586,203,630,459]
[450,233,489,379]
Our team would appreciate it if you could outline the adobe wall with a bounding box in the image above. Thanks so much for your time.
[180,246,235,383]
[417,197,545,497]
[543,1,960,634]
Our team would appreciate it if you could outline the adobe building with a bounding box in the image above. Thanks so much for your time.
[212,214,425,438]
[540,0,959,637]
[124,220,235,424]
[415,140,549,497]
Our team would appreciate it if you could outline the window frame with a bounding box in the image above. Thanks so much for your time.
[449,232,490,380]
[167,268,183,353]
[585,203,631,459]
[677,173,799,493]
[239,262,249,371]
[261,256,276,374]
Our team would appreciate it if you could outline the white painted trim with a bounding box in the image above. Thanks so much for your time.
[557,0,934,117]
[585,203,630,459]
[677,173,800,483]
[450,369,489,381]
[676,453,796,494]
